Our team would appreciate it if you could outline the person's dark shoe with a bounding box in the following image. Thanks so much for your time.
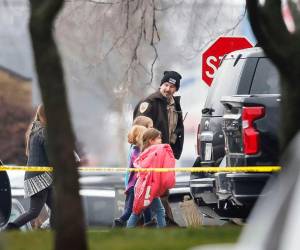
[112,218,125,228]
[143,218,157,228]
[5,222,20,231]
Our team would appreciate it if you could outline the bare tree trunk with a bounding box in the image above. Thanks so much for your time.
[246,0,300,154]
[29,1,87,250]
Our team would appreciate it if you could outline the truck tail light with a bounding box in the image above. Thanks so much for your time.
[242,106,265,155]
[196,124,201,155]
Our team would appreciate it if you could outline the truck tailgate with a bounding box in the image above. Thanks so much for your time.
[221,94,281,166]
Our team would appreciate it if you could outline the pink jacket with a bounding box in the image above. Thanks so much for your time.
[132,144,175,214]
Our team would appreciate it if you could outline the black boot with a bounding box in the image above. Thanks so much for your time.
[5,222,20,231]
[112,218,125,228]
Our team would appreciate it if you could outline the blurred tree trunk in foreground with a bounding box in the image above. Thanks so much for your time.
[29,1,87,250]
[246,0,300,154]
[246,3,300,249]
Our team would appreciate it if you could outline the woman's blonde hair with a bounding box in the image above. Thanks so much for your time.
[25,105,46,156]
[127,125,147,149]
[133,116,153,128]
[141,128,161,151]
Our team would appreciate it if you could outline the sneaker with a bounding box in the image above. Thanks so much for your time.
[112,218,125,228]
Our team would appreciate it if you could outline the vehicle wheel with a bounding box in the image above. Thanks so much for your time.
[0,171,11,227]
[9,199,32,231]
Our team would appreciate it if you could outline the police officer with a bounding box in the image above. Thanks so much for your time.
[133,71,184,226]
[133,70,184,160]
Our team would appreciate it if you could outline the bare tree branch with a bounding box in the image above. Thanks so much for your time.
[180,2,247,61]
[145,0,159,87]
[126,0,129,30]
[132,0,141,15]
[154,0,184,12]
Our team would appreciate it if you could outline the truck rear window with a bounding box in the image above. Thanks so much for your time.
[250,58,280,94]
[204,58,246,116]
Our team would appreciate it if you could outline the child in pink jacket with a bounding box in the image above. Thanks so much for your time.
[113,125,151,227]
[127,128,175,228]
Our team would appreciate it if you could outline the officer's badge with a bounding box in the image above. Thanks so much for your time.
[139,102,149,113]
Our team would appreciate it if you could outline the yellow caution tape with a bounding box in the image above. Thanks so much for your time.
[0,165,282,173]
[0,166,53,172]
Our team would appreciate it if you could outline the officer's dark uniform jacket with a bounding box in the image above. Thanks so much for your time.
[133,90,184,159]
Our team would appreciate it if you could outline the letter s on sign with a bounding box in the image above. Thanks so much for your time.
[205,56,218,79]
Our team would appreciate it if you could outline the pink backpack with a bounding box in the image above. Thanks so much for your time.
[133,144,175,214]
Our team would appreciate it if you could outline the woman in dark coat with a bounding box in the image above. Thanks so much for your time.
[6,105,53,230]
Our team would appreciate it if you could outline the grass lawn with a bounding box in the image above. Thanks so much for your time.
[2,226,241,250]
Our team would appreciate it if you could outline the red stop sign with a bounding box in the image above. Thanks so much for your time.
[202,37,253,86]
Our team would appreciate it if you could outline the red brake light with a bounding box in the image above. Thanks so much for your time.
[242,106,265,155]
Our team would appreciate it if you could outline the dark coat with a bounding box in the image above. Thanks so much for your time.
[133,90,184,159]
[25,123,49,180]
